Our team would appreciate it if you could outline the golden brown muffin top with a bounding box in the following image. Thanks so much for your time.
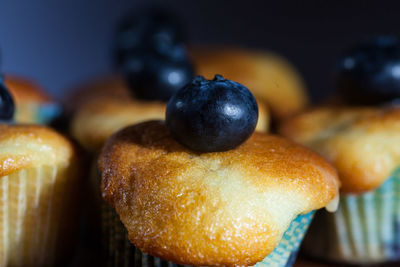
[0,124,79,177]
[4,74,53,104]
[99,120,339,266]
[280,106,400,194]
[71,97,270,153]
[190,46,308,120]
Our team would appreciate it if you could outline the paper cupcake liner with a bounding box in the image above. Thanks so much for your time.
[255,211,315,267]
[15,103,61,124]
[99,167,314,267]
[35,103,62,124]
[0,165,78,267]
[302,167,400,264]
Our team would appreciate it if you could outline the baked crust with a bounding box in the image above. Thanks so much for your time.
[190,46,308,120]
[280,106,400,193]
[0,124,78,177]
[99,120,339,266]
[4,74,52,104]
[71,97,269,153]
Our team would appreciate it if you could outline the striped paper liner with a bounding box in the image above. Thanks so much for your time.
[0,165,77,266]
[303,167,400,264]
[99,166,315,267]
[254,211,314,267]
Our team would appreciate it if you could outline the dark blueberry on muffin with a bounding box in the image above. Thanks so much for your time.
[166,75,258,152]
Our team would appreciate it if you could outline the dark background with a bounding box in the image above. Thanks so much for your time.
[1,0,400,101]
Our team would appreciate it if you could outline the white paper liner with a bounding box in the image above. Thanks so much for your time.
[0,164,77,266]
[302,168,400,264]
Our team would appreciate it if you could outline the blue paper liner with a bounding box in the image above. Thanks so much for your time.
[35,103,61,124]
[256,211,314,267]
[14,103,61,124]
[302,167,400,264]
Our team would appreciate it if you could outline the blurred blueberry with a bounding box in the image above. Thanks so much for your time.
[123,51,194,101]
[336,35,400,105]
[114,9,186,68]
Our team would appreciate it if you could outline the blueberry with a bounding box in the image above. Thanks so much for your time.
[114,9,186,68]
[336,35,400,105]
[166,75,258,152]
[0,80,14,121]
[123,52,194,101]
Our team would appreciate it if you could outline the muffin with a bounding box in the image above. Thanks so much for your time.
[0,125,83,266]
[99,120,338,266]
[97,75,339,267]
[0,82,84,266]
[70,92,269,232]
[4,74,61,124]
[69,67,268,267]
[63,74,129,116]
[190,46,308,120]
[280,106,400,264]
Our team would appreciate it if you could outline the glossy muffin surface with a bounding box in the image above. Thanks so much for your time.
[0,124,78,177]
[191,46,308,120]
[281,107,400,193]
[99,120,339,266]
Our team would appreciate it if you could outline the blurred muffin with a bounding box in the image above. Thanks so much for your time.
[71,96,269,153]
[0,124,84,267]
[64,45,306,123]
[280,106,400,264]
[0,78,85,266]
[71,97,166,152]
[99,120,339,266]
[63,74,129,116]
[190,46,308,120]
[4,74,60,124]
